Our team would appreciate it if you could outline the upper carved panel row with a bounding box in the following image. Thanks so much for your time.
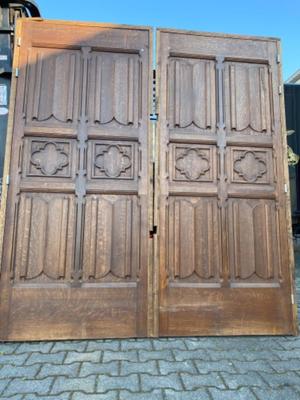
[167,57,274,136]
[24,48,141,128]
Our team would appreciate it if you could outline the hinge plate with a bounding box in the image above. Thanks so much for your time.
[279,85,282,94]
[291,293,295,305]
[276,53,280,63]
[15,68,19,77]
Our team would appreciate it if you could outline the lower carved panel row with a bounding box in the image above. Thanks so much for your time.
[12,193,140,283]
[166,196,281,285]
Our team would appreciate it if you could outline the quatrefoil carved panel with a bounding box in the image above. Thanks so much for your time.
[175,148,210,181]
[233,151,267,183]
[94,144,132,178]
[30,141,69,176]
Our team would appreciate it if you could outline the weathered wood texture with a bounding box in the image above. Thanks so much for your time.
[0,19,152,340]
[156,29,297,336]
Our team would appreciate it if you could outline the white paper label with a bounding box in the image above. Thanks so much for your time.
[0,85,7,106]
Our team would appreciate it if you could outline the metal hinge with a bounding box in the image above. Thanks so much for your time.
[6,175,10,185]
[276,53,280,63]
[16,37,21,47]
[15,68,19,78]
[278,85,282,95]
[284,183,288,193]
[291,293,295,305]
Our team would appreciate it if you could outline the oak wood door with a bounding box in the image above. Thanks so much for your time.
[156,29,297,336]
[0,20,152,340]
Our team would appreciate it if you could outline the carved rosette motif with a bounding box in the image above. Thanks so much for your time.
[94,144,132,178]
[30,141,69,176]
[175,148,210,181]
[233,151,267,183]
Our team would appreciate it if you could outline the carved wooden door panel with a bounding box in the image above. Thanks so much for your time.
[156,29,297,335]
[0,20,152,340]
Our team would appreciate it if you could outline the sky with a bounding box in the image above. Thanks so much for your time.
[36,0,300,80]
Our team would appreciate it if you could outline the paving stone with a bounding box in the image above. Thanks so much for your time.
[64,350,101,364]
[273,349,300,360]
[0,379,10,394]
[195,360,236,374]
[271,359,300,372]
[181,372,225,390]
[97,374,139,392]
[120,389,164,400]
[38,362,81,378]
[259,371,300,387]
[140,373,183,391]
[4,377,54,396]
[24,394,71,400]
[153,339,187,350]
[0,363,40,379]
[72,392,118,400]
[158,360,197,375]
[233,360,275,373]
[209,387,256,400]
[206,350,246,361]
[120,360,158,375]
[184,338,221,350]
[164,389,210,400]
[16,342,54,354]
[220,371,268,389]
[0,353,29,366]
[51,376,96,394]
[241,350,281,361]
[51,341,88,353]
[86,340,121,352]
[26,352,66,366]
[277,341,300,350]
[121,339,153,351]
[101,350,138,362]
[80,361,119,377]
[0,343,20,354]
[138,350,174,362]
[215,337,282,351]
[173,349,210,361]
[253,387,300,400]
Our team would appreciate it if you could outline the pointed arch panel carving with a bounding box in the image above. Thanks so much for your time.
[167,196,221,283]
[82,195,140,282]
[24,48,82,125]
[167,58,217,133]
[12,193,76,282]
[228,199,281,284]
[224,62,273,135]
[87,52,141,127]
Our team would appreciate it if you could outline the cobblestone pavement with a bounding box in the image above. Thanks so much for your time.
[0,252,300,400]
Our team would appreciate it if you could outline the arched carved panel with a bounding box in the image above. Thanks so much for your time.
[168,197,221,282]
[25,49,82,124]
[224,62,273,135]
[167,58,217,133]
[228,199,280,283]
[87,52,140,127]
[82,195,140,281]
[13,193,76,282]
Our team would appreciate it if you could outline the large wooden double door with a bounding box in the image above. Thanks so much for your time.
[0,20,296,340]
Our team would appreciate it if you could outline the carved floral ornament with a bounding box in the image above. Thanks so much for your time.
[94,145,132,178]
[30,141,69,176]
[175,148,210,181]
[234,151,267,182]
